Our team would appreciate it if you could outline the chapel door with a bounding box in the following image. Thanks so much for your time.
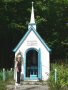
[26,49,38,79]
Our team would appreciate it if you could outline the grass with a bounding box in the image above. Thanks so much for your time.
[48,63,68,90]
[0,69,14,90]
[0,63,68,90]
[0,81,7,90]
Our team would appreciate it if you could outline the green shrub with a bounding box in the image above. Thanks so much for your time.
[0,71,3,80]
[6,70,14,81]
[48,64,68,90]
[0,69,14,81]
[0,81,7,90]
[0,70,14,90]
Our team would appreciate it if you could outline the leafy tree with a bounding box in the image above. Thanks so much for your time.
[0,0,68,68]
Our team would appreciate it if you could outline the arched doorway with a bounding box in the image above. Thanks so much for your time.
[26,48,38,79]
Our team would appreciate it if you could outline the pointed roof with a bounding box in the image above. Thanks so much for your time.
[28,2,36,30]
[30,2,35,23]
[13,2,51,52]
[13,26,51,52]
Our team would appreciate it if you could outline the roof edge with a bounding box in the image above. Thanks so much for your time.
[13,26,51,52]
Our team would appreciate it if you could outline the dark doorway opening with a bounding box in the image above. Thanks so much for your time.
[26,49,38,77]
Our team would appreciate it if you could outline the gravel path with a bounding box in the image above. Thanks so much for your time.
[7,84,50,90]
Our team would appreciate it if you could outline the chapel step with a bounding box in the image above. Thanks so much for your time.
[21,81,48,85]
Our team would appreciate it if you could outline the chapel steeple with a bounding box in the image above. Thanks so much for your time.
[28,2,36,30]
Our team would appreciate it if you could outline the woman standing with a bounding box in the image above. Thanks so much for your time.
[15,55,21,86]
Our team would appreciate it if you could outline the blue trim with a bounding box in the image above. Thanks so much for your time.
[38,48,42,79]
[31,26,51,52]
[28,23,37,25]
[30,75,37,79]
[24,48,38,79]
[13,26,51,52]
[13,28,32,52]
[25,48,38,53]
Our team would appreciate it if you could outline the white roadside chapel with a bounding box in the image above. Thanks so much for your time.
[13,2,51,81]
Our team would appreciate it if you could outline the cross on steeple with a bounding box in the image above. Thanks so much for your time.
[28,2,36,30]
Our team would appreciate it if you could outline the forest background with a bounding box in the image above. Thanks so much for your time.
[0,0,68,69]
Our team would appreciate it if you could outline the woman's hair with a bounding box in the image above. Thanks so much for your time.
[15,51,23,62]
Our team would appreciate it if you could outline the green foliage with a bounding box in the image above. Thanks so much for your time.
[0,81,7,90]
[0,70,14,90]
[0,71,3,80]
[48,64,68,90]
[0,0,68,68]
[0,69,14,81]
[6,70,14,81]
